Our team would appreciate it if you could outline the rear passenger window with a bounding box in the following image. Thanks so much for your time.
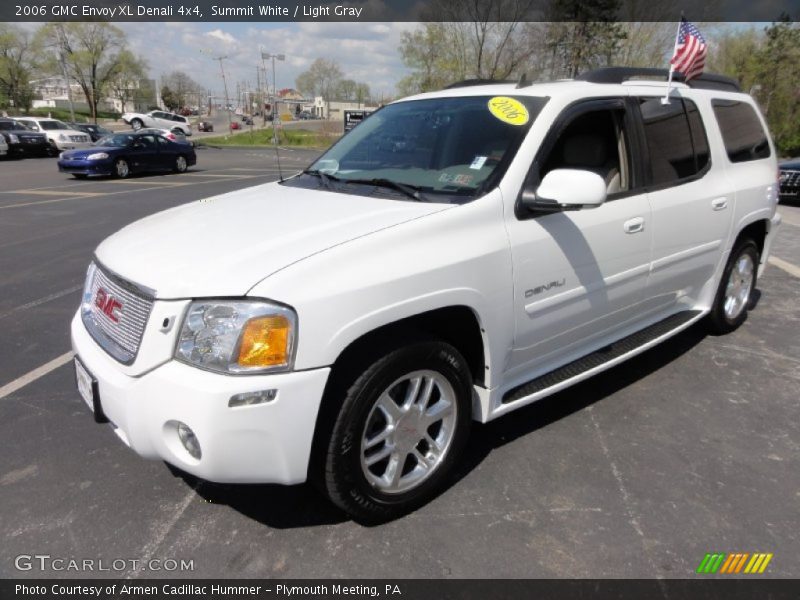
[639,98,709,186]
[712,100,771,162]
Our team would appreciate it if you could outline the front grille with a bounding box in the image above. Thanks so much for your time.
[779,170,800,192]
[82,264,154,364]
[70,134,89,142]
[22,136,43,144]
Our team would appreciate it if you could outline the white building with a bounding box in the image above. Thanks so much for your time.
[313,96,378,119]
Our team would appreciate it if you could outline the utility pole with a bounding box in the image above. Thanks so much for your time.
[55,25,76,122]
[262,52,285,144]
[207,53,232,134]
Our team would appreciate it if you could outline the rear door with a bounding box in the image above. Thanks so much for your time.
[637,94,733,313]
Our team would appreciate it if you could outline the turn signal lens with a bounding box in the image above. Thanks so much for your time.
[237,316,291,367]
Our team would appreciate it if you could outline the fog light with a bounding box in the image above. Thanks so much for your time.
[229,389,277,407]
[177,422,202,459]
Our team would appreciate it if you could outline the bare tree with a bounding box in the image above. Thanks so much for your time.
[162,70,203,109]
[108,50,148,114]
[295,58,343,116]
[37,23,127,121]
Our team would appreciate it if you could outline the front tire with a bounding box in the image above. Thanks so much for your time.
[707,239,759,334]
[130,119,143,131]
[320,341,472,522]
[114,158,130,179]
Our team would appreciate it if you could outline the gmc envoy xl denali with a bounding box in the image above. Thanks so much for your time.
[71,68,781,520]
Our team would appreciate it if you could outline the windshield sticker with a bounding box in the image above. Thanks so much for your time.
[488,97,529,126]
[439,173,474,186]
[470,156,488,170]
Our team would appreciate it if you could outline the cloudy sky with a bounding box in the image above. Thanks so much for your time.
[117,22,417,100]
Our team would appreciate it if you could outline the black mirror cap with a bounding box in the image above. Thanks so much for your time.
[519,184,568,214]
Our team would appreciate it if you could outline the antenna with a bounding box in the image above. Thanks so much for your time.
[274,130,284,182]
[262,51,286,182]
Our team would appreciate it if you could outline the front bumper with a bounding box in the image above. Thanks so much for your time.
[58,159,113,176]
[71,312,330,484]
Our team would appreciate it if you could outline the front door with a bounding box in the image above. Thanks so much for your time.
[504,99,652,382]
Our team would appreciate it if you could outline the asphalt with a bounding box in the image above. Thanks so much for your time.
[0,150,798,579]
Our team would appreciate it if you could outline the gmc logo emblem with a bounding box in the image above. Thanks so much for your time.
[94,288,123,323]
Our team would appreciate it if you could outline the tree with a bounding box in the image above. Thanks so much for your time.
[37,23,127,121]
[107,49,148,114]
[0,24,36,112]
[162,70,202,109]
[295,58,343,116]
[160,85,179,111]
[336,78,357,102]
[354,82,370,107]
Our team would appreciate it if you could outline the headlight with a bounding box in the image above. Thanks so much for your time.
[86,152,109,160]
[175,300,297,374]
[58,134,67,141]
[9,134,19,143]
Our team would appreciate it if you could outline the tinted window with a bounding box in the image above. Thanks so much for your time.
[685,100,710,172]
[712,100,770,162]
[639,97,708,185]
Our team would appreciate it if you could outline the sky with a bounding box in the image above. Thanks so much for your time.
[116,22,418,101]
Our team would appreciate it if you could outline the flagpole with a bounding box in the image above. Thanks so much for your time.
[662,17,683,105]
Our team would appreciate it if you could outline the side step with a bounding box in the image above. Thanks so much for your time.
[501,310,703,404]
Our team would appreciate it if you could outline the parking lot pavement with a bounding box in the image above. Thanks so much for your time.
[0,151,798,578]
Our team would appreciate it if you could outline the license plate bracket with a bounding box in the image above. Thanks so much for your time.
[74,357,109,423]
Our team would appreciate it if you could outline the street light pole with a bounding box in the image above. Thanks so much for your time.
[261,52,284,144]
[208,54,232,134]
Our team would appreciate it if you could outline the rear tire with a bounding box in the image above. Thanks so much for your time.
[131,119,143,131]
[319,341,472,522]
[707,239,759,334]
[174,154,188,173]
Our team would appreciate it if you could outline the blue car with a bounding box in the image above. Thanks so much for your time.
[58,131,196,179]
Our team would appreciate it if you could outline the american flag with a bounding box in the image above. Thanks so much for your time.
[670,19,707,81]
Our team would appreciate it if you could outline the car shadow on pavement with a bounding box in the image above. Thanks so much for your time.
[168,322,710,529]
[450,323,709,491]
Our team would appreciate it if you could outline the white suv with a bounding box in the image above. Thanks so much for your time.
[71,68,781,521]
[15,117,93,152]
[121,110,192,136]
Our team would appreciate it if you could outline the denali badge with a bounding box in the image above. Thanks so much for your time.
[94,288,123,323]
[525,278,566,298]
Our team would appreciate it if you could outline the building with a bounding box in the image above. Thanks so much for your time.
[313,96,378,119]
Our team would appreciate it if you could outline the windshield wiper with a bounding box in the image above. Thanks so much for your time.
[302,169,342,190]
[343,178,428,202]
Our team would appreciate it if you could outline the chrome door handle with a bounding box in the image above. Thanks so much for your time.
[623,217,645,234]
[711,197,728,211]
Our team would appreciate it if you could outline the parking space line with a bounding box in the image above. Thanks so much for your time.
[0,351,74,400]
[110,180,191,186]
[0,285,82,321]
[0,190,102,197]
[182,173,258,179]
[768,256,800,278]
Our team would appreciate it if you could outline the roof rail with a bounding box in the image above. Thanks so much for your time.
[576,67,741,92]
[444,79,515,89]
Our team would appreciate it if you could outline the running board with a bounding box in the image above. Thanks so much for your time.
[501,310,703,405]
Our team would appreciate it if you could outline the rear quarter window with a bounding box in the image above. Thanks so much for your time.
[711,100,771,163]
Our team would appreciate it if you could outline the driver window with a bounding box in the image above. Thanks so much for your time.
[540,108,630,196]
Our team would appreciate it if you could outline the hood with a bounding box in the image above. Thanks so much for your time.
[62,145,119,158]
[779,159,800,170]
[95,181,452,299]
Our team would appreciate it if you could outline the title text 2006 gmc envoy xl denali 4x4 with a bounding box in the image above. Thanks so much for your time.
[72,68,782,521]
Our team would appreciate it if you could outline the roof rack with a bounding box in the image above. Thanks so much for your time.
[576,67,741,92]
[444,79,516,89]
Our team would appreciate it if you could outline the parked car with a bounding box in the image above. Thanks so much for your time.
[242,116,253,125]
[197,121,214,132]
[0,118,50,157]
[136,127,189,143]
[58,131,196,179]
[229,121,240,130]
[121,110,192,136]
[778,158,799,202]
[71,68,781,521]
[14,117,93,154]
[298,111,314,120]
[67,122,113,142]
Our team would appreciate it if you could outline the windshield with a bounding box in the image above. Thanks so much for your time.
[0,121,23,131]
[300,95,547,201]
[95,133,135,147]
[39,120,70,130]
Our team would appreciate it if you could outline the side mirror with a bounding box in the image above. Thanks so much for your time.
[520,169,607,212]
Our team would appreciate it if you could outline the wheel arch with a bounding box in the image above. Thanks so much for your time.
[307,305,488,482]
